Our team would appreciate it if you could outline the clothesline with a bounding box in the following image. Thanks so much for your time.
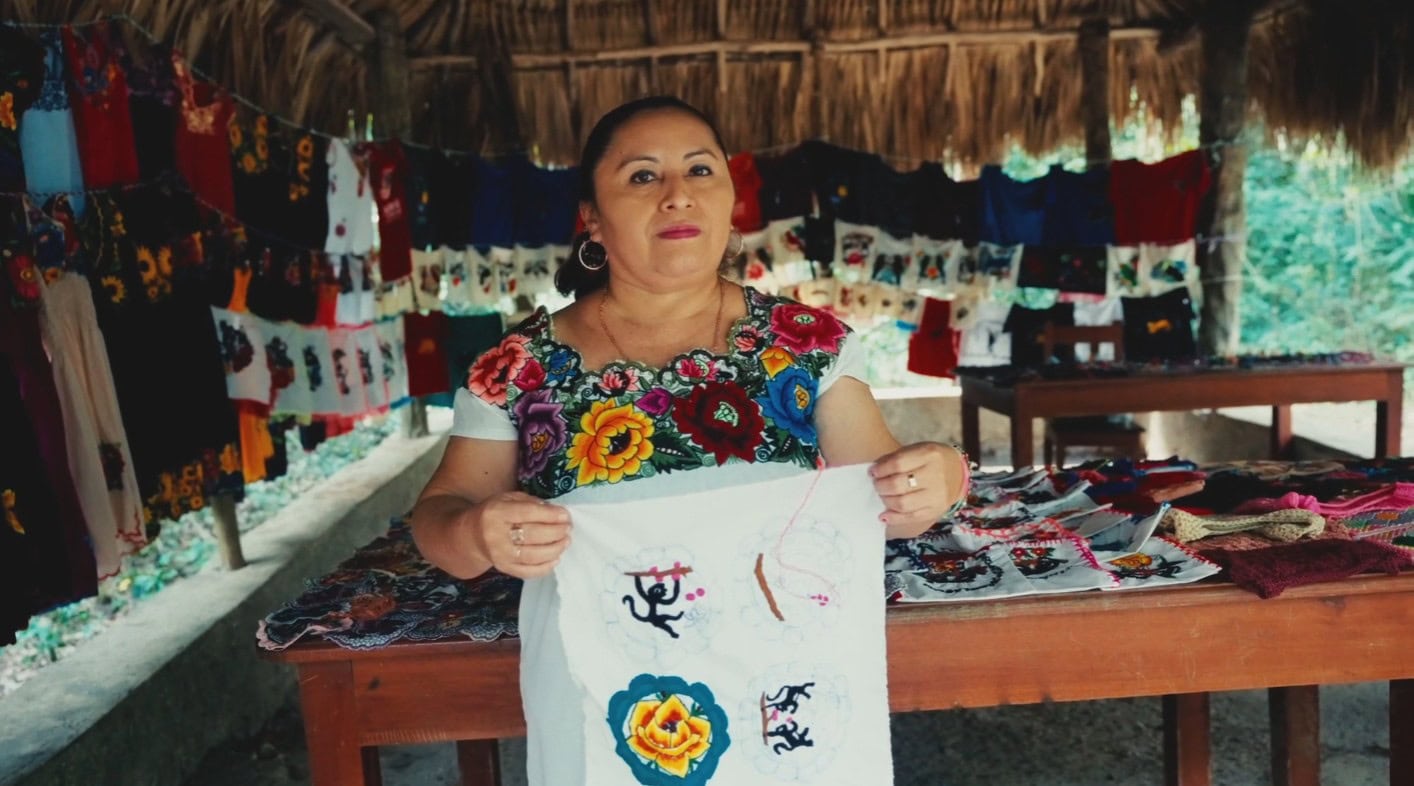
[3,13,1248,170]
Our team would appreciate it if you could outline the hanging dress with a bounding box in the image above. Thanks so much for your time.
[61,23,139,189]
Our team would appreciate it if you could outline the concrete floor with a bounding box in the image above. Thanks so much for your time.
[187,682,1392,785]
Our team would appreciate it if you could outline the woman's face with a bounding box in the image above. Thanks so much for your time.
[582,109,735,291]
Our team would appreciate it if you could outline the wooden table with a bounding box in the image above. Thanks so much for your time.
[266,573,1414,786]
[958,363,1406,468]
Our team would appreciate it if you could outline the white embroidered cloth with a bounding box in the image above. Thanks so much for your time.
[556,464,894,785]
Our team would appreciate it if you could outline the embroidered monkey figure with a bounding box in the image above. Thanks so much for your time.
[763,682,815,715]
[623,576,684,638]
[766,719,814,755]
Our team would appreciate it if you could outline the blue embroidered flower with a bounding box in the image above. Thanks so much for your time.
[606,673,730,785]
[544,347,577,385]
[756,366,818,443]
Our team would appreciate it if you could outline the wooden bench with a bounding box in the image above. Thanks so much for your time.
[265,572,1414,786]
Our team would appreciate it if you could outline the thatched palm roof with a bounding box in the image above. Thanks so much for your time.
[5,0,1412,168]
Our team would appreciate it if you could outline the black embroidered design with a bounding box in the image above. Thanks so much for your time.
[219,322,255,373]
[760,682,817,755]
[303,346,324,390]
[622,564,692,638]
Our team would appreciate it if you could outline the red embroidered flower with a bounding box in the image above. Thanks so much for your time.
[467,335,531,406]
[671,381,765,464]
[5,253,41,302]
[733,324,765,354]
[514,357,547,391]
[600,367,642,395]
[769,303,846,354]
[676,357,716,379]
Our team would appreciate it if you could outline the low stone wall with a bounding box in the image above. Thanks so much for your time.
[0,419,450,786]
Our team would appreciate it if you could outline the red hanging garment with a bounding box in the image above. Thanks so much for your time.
[172,51,236,215]
[61,23,139,189]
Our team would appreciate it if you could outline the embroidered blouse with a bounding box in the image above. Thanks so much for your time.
[451,286,866,499]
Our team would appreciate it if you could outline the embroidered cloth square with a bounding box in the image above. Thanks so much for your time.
[556,465,894,785]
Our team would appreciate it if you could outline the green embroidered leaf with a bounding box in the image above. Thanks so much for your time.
[649,433,700,472]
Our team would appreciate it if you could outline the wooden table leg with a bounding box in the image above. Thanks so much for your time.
[361,748,383,786]
[1271,404,1294,459]
[297,661,373,786]
[1376,393,1402,458]
[1011,413,1034,469]
[1163,692,1211,786]
[961,400,981,461]
[1392,679,1413,786]
[456,740,503,786]
[1270,685,1320,786]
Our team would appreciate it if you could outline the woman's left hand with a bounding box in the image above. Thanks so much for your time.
[870,442,965,538]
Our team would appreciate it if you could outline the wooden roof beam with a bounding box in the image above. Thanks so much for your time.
[415,24,1165,70]
[293,0,376,50]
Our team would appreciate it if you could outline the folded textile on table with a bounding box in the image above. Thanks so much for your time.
[1233,483,1414,517]
[1191,518,1354,554]
[1202,539,1410,599]
[1163,508,1325,544]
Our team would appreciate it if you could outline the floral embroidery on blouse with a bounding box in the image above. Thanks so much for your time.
[466,287,850,499]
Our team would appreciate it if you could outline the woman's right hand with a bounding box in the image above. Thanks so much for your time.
[471,491,572,579]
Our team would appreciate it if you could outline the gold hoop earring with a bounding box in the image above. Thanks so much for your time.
[723,229,744,260]
[578,240,608,271]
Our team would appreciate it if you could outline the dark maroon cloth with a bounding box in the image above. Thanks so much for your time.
[1204,539,1410,599]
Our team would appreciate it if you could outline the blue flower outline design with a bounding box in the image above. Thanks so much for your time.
[605,673,731,785]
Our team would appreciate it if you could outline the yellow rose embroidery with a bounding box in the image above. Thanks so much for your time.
[626,695,712,777]
[565,399,655,486]
[3,489,24,535]
[0,92,16,131]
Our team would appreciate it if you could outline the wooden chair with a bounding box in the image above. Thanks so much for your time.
[1040,323,1146,466]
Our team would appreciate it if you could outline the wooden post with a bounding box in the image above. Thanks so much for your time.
[1269,685,1321,786]
[1078,18,1111,168]
[370,9,428,439]
[1162,692,1212,786]
[211,493,246,570]
[1197,2,1256,356]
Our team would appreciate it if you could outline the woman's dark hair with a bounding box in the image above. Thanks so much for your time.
[555,96,729,299]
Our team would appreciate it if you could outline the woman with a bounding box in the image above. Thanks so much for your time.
[410,96,969,784]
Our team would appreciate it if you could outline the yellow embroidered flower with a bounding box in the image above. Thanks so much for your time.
[565,399,655,486]
[219,443,241,476]
[295,135,315,158]
[255,115,269,134]
[101,275,127,304]
[626,695,712,777]
[3,489,24,535]
[1109,553,1153,570]
[240,152,259,174]
[255,138,269,162]
[0,92,16,131]
[228,122,243,149]
[759,346,796,378]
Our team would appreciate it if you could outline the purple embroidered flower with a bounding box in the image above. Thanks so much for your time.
[636,387,673,417]
[513,389,567,479]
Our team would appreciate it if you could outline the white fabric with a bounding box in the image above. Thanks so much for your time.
[264,319,312,417]
[39,275,145,577]
[324,139,375,255]
[353,324,389,411]
[973,241,1022,291]
[374,318,411,408]
[210,306,271,405]
[515,245,558,298]
[1105,245,1145,297]
[334,254,376,326]
[555,465,894,785]
[328,327,368,416]
[955,300,1012,367]
[833,220,878,282]
[491,246,518,298]
[1068,296,1125,362]
[411,248,445,312]
[295,326,342,416]
[467,247,500,308]
[739,229,779,294]
[908,235,960,293]
[870,231,912,288]
[1140,240,1200,300]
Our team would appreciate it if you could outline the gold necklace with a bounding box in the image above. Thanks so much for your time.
[598,280,726,362]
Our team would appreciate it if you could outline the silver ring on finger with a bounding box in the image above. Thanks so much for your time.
[907,473,919,490]
[514,545,523,560]
[510,523,525,547]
